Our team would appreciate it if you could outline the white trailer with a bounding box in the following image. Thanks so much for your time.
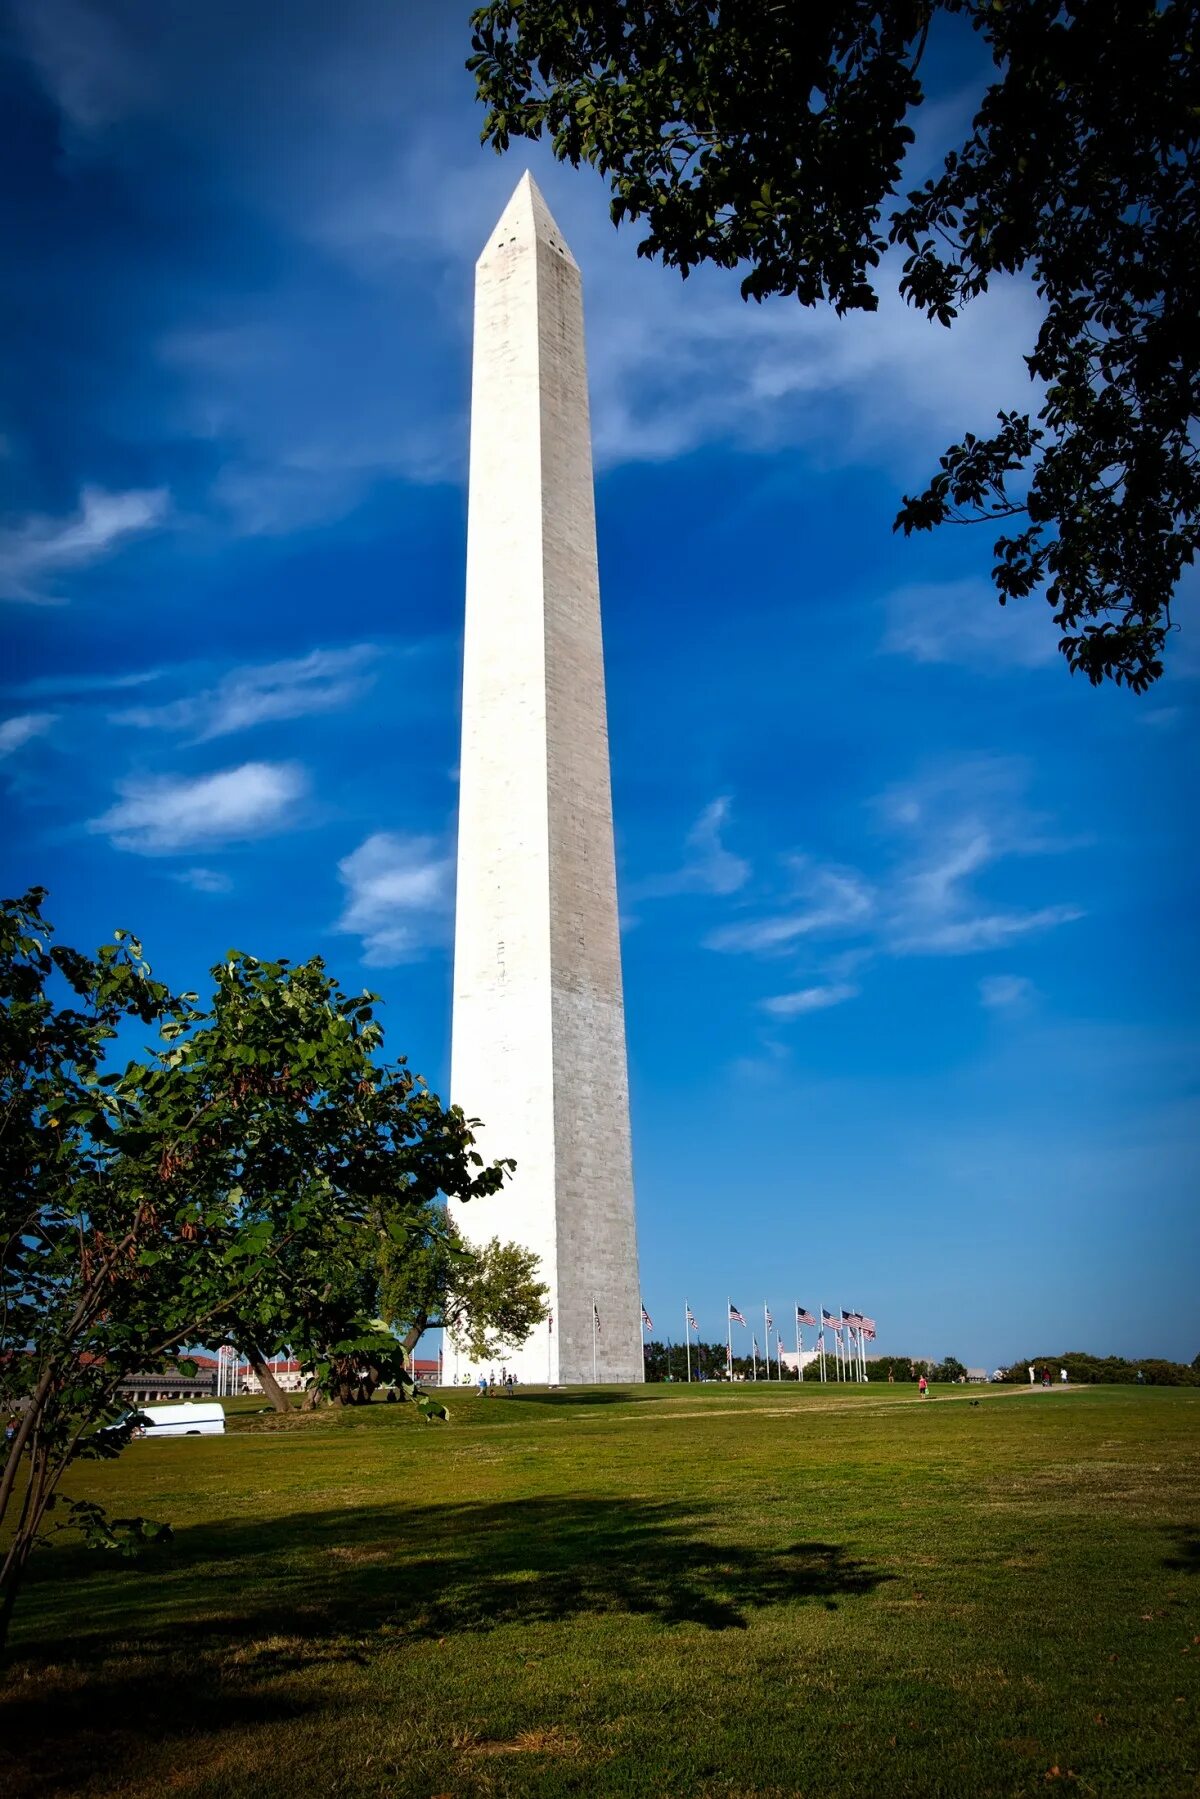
[122,1401,225,1438]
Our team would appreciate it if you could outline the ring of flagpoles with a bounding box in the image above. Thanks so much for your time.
[637,1301,877,1383]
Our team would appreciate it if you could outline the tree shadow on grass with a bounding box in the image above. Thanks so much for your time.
[1162,1524,1200,1574]
[1,1670,317,1799]
[4,1500,890,1795]
[15,1497,890,1658]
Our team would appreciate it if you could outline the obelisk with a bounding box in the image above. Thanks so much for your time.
[448,171,642,1385]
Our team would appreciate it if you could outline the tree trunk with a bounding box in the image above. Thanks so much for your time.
[237,1338,290,1413]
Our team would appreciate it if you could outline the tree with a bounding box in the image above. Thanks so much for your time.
[0,892,510,1651]
[469,1,1198,690]
[379,1210,548,1368]
[1,889,188,1650]
[932,1355,968,1383]
[996,1351,1198,1385]
[865,1354,915,1382]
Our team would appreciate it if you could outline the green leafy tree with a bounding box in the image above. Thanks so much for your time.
[470,0,1197,690]
[378,1209,548,1367]
[999,1351,1198,1386]
[0,892,509,1651]
[865,1354,916,1382]
[1,890,199,1650]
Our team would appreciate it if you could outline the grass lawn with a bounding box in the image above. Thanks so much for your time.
[2,1381,1197,1797]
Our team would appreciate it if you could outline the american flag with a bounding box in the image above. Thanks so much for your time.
[860,1316,877,1338]
[729,1303,746,1326]
[796,1306,816,1327]
[843,1309,864,1326]
[548,1312,553,1335]
[753,1338,760,1356]
[593,1301,601,1335]
[686,1305,699,1333]
[765,1307,775,1332]
[822,1308,841,1332]
[641,1302,653,1331]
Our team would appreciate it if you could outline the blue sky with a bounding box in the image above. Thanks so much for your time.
[2,2,1196,1368]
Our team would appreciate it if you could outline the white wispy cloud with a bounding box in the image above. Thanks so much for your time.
[0,712,57,758]
[882,578,1058,671]
[7,667,163,700]
[0,486,169,602]
[173,866,233,894]
[335,831,453,966]
[709,757,1083,1014]
[979,974,1035,1010]
[115,645,379,740]
[706,861,874,953]
[89,761,306,853]
[760,983,859,1018]
[636,796,750,899]
[905,905,1082,956]
[882,759,1083,955]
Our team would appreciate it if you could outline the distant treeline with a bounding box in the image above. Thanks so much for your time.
[995,1352,1199,1387]
[642,1343,1200,1386]
[643,1343,969,1383]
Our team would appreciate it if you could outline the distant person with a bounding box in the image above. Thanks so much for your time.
[505,1373,514,1397]
[477,1373,487,1398]
[1060,1368,1068,1385]
[1028,1365,1036,1385]
[887,1369,895,1384]
[918,1374,928,1398]
[1042,1368,1051,1388]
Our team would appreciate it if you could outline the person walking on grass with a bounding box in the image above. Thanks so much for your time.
[1029,1364,1036,1385]
[918,1373,928,1398]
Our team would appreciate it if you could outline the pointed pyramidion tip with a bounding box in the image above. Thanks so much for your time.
[479,168,578,270]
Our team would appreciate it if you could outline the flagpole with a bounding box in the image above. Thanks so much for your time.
[752,1337,758,1383]
[763,1303,769,1381]
[592,1295,597,1384]
[726,1299,733,1383]
[685,1303,691,1383]
[795,1306,801,1382]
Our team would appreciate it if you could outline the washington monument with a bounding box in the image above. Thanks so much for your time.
[449,172,642,1385]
